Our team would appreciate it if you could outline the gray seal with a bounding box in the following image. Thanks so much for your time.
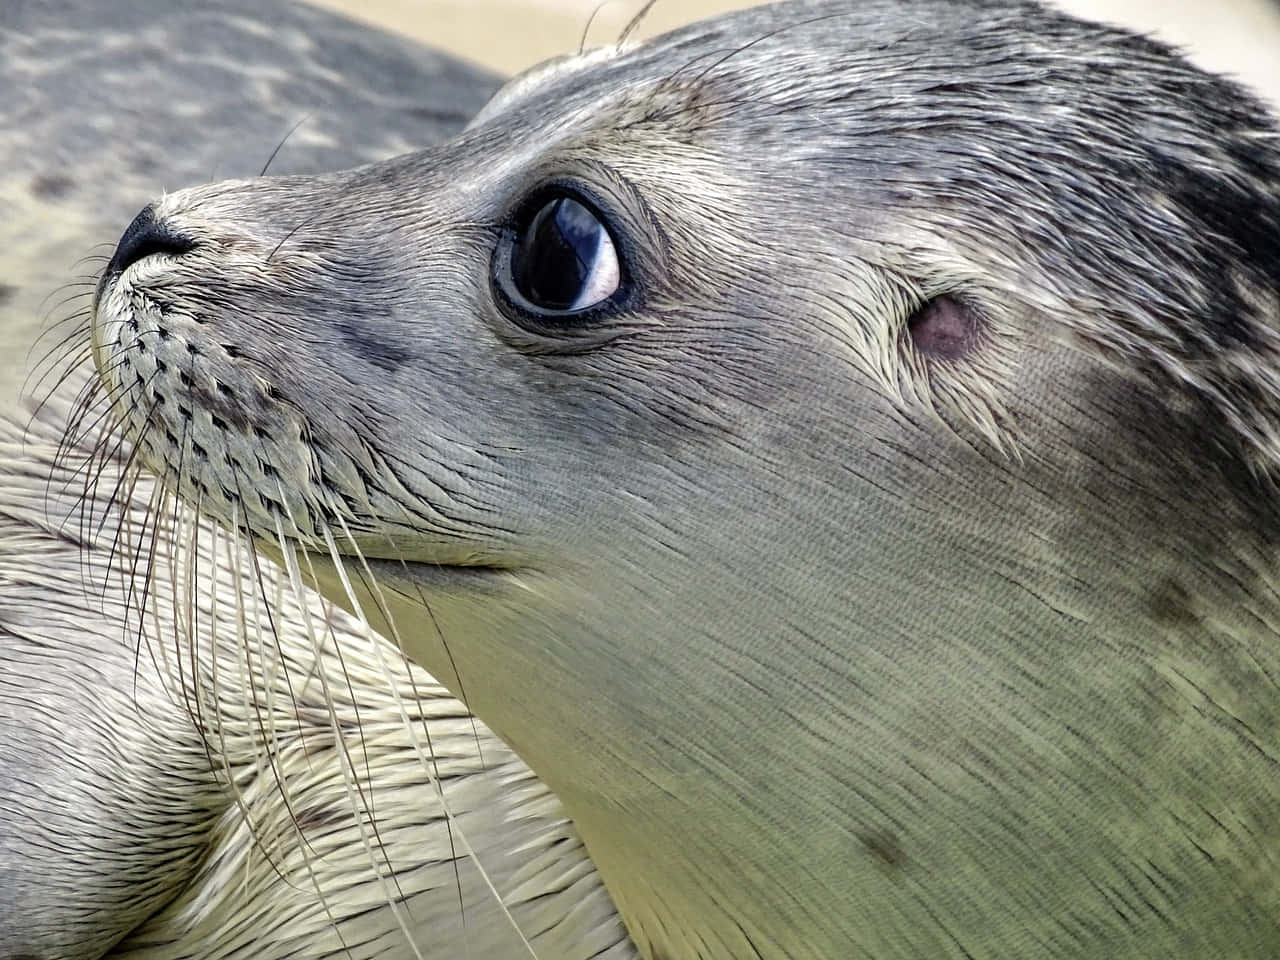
[88,0,1280,958]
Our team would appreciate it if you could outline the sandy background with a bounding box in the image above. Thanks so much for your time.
[309,0,1280,107]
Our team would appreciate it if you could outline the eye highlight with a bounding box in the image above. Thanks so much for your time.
[506,194,621,315]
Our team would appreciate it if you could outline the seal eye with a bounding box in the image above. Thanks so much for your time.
[509,195,620,313]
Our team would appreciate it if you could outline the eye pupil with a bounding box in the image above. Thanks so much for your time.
[510,195,620,314]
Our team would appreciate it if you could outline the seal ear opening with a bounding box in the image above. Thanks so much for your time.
[907,294,982,361]
[899,291,1021,456]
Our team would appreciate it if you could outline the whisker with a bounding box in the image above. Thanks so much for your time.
[259,114,312,178]
[578,0,615,54]
[280,518,427,960]
[221,503,313,891]
[321,511,542,959]
[617,0,661,48]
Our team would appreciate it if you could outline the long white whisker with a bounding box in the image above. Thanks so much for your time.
[273,510,427,960]
[319,512,543,960]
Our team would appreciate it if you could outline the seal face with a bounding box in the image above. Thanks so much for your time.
[90,0,1280,957]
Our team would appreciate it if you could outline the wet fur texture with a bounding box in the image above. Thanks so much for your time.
[83,0,1280,958]
[1,2,638,958]
[0,399,632,960]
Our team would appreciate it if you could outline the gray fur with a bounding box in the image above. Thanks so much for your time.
[88,0,1280,958]
[0,1,600,958]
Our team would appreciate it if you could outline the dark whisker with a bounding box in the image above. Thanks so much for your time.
[298,546,414,921]
[327,517,470,935]
[260,114,313,178]
[671,12,854,88]
[230,464,317,771]
[618,0,661,47]
[578,0,613,54]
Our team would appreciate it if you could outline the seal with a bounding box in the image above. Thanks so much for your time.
[1,1,634,957]
[86,0,1280,957]
[1,397,632,960]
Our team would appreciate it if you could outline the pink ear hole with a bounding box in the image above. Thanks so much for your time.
[907,295,982,361]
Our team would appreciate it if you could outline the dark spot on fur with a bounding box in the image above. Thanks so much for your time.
[294,802,347,832]
[190,378,249,433]
[1148,579,1201,627]
[30,173,75,199]
[859,829,906,873]
[338,317,412,373]
[1152,153,1278,350]
[0,284,15,305]
[406,105,472,124]
[908,295,982,360]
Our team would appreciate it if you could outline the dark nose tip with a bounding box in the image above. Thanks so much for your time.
[105,204,196,276]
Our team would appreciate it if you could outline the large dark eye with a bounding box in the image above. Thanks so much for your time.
[509,195,621,314]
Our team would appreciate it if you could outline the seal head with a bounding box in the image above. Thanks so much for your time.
[91,1,1280,957]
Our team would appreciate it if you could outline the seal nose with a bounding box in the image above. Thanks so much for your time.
[105,203,196,276]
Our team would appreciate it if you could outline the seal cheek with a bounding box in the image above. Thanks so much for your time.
[336,316,413,374]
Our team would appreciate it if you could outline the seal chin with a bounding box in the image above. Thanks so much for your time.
[298,551,520,598]
[346,555,514,589]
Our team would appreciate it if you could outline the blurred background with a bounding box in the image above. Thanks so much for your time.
[310,0,1280,107]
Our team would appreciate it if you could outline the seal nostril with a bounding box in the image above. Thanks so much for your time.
[106,203,196,276]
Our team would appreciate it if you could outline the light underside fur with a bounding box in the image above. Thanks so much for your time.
[0,392,634,960]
